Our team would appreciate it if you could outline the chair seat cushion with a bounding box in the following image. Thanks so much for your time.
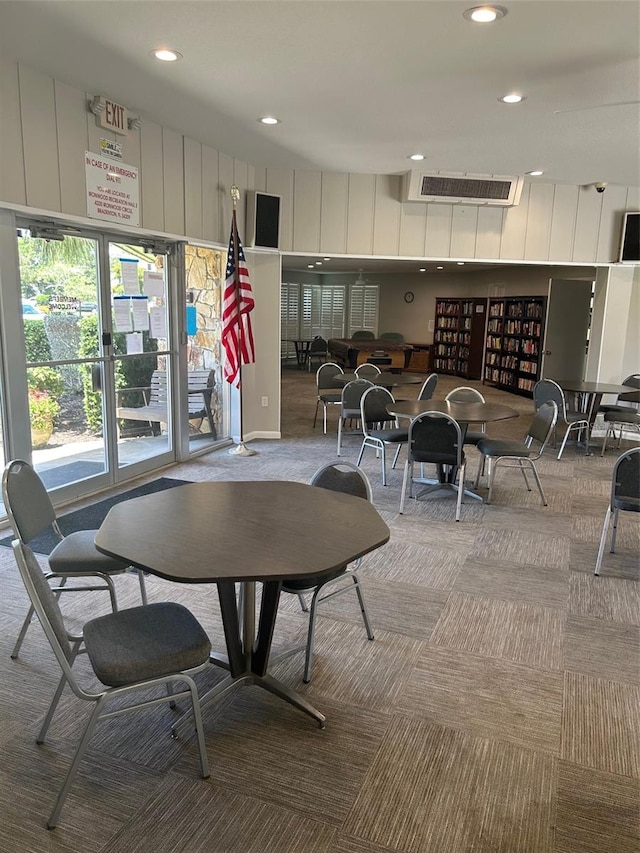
[83,602,211,687]
[319,392,341,403]
[368,428,408,442]
[49,530,130,574]
[599,404,638,415]
[565,412,589,424]
[463,430,485,445]
[411,450,465,466]
[604,411,640,425]
[282,566,347,592]
[477,438,532,458]
[614,496,640,512]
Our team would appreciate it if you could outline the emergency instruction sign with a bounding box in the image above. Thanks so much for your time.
[85,151,139,226]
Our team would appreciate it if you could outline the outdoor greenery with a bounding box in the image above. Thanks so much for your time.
[28,389,60,431]
[26,366,65,397]
[23,321,52,363]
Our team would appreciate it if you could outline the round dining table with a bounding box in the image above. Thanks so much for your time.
[336,371,426,388]
[552,379,638,432]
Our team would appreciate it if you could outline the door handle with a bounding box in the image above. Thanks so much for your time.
[91,364,102,393]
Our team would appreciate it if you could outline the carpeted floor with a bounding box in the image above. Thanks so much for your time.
[0,367,638,852]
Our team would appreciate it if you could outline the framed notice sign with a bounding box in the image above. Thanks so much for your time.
[85,151,139,226]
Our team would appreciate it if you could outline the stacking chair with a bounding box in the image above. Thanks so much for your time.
[599,374,640,417]
[533,378,590,459]
[356,386,408,485]
[3,459,147,659]
[11,539,211,829]
[400,412,466,521]
[474,401,558,505]
[601,409,640,455]
[355,363,382,380]
[307,335,329,372]
[313,362,344,434]
[379,332,404,343]
[337,378,373,455]
[445,386,486,445]
[281,461,374,682]
[417,373,438,401]
[594,447,640,575]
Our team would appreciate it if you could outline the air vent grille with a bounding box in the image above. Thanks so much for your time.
[421,175,512,201]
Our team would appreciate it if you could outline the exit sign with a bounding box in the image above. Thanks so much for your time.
[93,97,129,135]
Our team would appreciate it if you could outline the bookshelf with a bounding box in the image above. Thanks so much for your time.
[483,296,546,396]
[432,298,486,379]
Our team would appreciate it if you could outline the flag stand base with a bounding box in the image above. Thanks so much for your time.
[229,442,257,457]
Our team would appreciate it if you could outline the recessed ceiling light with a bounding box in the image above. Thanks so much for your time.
[409,153,425,161]
[499,93,526,104]
[463,5,507,23]
[152,48,182,62]
[419,268,426,272]
[315,261,322,265]
[526,170,544,176]
[323,257,331,261]
[457,262,465,265]
[437,266,444,270]
[259,116,280,125]
[307,264,314,268]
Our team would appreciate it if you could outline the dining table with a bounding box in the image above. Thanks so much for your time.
[286,338,314,369]
[386,398,520,502]
[95,481,390,730]
[552,379,640,435]
[336,371,426,388]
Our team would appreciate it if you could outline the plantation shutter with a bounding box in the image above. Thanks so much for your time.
[280,282,300,359]
[348,283,379,337]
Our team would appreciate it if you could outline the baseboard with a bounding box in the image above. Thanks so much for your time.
[239,431,281,441]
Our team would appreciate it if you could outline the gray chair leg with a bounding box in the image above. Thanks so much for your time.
[351,572,374,640]
[518,459,532,491]
[558,426,571,459]
[610,507,620,553]
[486,458,496,504]
[313,399,320,429]
[455,462,465,522]
[529,462,548,506]
[595,509,612,575]
[303,587,322,683]
[137,570,148,605]
[392,443,402,470]
[297,592,309,612]
[399,460,411,513]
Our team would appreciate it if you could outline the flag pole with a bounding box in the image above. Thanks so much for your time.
[228,185,257,457]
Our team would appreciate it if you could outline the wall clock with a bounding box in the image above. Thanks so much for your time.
[404,291,415,303]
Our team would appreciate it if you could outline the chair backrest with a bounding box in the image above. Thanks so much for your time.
[187,369,215,417]
[621,374,640,389]
[525,401,558,455]
[617,374,640,406]
[417,373,438,401]
[2,459,57,544]
[408,412,464,466]
[360,386,395,434]
[445,386,485,404]
[310,461,373,502]
[317,362,343,390]
[355,363,382,378]
[341,379,374,414]
[351,330,376,340]
[611,447,640,510]
[379,332,404,343]
[309,336,329,355]
[533,379,567,419]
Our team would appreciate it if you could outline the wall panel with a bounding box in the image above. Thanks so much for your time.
[346,173,375,254]
[218,153,234,244]
[398,202,427,257]
[425,204,452,257]
[233,158,249,241]
[293,170,321,252]
[373,174,401,256]
[596,185,628,262]
[19,64,61,211]
[499,182,529,259]
[572,187,601,262]
[548,184,578,261]
[475,206,503,259]
[162,128,184,235]
[139,120,164,232]
[0,56,26,205]
[265,169,294,251]
[450,205,478,259]
[320,172,348,254]
[183,137,203,240]
[524,182,554,260]
[54,81,87,217]
[201,145,219,243]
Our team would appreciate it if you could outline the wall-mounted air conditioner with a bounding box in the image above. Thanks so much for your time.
[403,171,524,206]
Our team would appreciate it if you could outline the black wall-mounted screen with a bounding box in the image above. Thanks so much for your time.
[254,193,280,249]
[620,212,640,262]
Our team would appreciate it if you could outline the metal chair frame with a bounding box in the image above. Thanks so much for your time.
[313,362,344,434]
[11,540,210,829]
[337,378,374,456]
[533,379,589,459]
[417,373,438,402]
[356,386,407,486]
[355,363,382,379]
[307,336,329,372]
[594,447,640,575]
[2,460,148,659]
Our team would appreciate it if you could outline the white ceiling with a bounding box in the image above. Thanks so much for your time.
[1,0,639,189]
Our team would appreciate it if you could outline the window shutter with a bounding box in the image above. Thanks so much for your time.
[348,283,379,337]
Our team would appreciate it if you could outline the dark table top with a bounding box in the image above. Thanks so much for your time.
[387,399,520,424]
[95,481,390,584]
[552,379,633,395]
[336,372,426,387]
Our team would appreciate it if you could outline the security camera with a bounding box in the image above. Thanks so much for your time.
[594,182,608,193]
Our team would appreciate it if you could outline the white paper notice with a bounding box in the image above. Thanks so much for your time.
[143,270,164,297]
[126,332,143,354]
[149,306,167,339]
[113,296,133,332]
[131,296,149,331]
[120,259,139,294]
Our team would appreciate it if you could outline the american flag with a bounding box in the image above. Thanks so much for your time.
[222,215,255,386]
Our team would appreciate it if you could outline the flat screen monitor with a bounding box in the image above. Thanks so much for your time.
[619,211,640,263]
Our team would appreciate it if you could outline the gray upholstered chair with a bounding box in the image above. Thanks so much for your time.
[2,459,148,659]
[400,412,466,521]
[313,362,344,433]
[598,374,640,417]
[473,401,558,505]
[594,447,640,575]
[445,386,486,445]
[281,461,374,682]
[307,336,329,372]
[351,330,376,340]
[356,386,408,486]
[533,379,589,459]
[11,539,211,829]
[379,332,404,343]
[337,378,374,455]
[600,408,640,455]
[355,363,382,379]
[417,373,438,401]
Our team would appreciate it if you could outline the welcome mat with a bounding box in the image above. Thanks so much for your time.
[0,477,192,555]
